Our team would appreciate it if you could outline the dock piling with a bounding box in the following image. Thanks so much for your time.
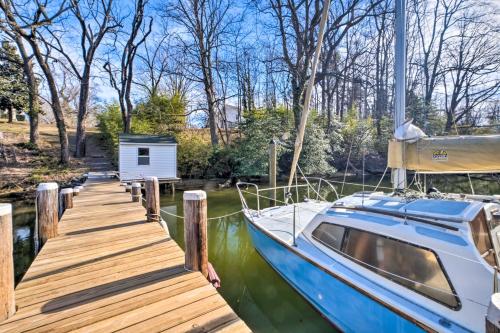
[1,178,249,331]
[131,182,142,202]
[73,185,83,196]
[145,176,160,222]
[487,294,500,333]
[0,203,15,321]
[60,188,74,214]
[183,190,208,277]
[37,183,59,246]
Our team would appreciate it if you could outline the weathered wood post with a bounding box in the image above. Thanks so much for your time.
[0,203,15,321]
[183,190,208,277]
[269,139,277,206]
[145,177,160,222]
[131,182,142,203]
[37,183,59,246]
[60,188,74,214]
[73,185,83,196]
[487,294,500,333]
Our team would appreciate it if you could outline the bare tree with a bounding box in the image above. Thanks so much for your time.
[104,0,152,133]
[135,34,171,98]
[0,0,71,164]
[41,0,120,156]
[165,0,237,146]
[411,0,463,116]
[442,10,500,131]
[263,0,380,128]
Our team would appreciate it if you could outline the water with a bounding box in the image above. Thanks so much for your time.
[5,200,37,283]
[4,175,499,332]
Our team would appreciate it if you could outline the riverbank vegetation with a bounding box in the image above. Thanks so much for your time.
[0,121,88,197]
[0,0,498,181]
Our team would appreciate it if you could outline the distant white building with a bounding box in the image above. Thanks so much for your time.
[119,134,178,182]
[218,104,243,129]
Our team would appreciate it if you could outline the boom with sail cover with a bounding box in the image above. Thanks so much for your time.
[388,135,500,173]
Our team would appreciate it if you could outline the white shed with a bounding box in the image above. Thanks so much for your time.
[118,134,178,182]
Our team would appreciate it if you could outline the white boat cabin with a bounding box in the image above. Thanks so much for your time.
[119,134,178,182]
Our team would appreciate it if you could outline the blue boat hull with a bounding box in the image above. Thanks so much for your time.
[246,219,426,333]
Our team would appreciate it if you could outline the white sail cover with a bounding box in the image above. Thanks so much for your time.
[394,120,427,143]
[388,135,500,173]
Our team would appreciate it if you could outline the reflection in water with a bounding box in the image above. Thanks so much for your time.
[8,200,36,283]
[4,175,499,332]
[161,188,335,333]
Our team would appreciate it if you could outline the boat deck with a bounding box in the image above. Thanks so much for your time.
[1,177,250,332]
[249,201,331,244]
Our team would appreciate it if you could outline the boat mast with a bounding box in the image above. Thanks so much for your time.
[287,0,331,192]
[393,0,407,190]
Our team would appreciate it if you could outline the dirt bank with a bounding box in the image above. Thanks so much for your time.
[0,120,113,199]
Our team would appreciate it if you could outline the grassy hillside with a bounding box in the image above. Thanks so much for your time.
[0,120,95,197]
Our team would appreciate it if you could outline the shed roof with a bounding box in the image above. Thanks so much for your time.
[119,134,177,144]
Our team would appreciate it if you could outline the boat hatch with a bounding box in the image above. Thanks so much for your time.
[402,199,477,222]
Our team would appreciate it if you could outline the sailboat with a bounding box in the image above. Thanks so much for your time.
[236,0,500,332]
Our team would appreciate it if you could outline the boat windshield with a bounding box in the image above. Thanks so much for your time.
[470,209,497,267]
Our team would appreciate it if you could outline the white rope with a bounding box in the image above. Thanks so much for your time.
[207,210,242,220]
[373,166,389,192]
[296,164,338,201]
[159,207,184,219]
[141,194,242,221]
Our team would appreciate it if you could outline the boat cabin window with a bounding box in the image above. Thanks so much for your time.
[312,223,459,309]
[138,148,150,165]
[312,224,345,251]
[470,209,497,267]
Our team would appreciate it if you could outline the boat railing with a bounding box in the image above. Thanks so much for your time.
[236,177,339,216]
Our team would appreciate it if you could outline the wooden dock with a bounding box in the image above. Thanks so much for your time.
[0,176,250,332]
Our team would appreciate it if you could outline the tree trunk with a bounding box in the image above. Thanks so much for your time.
[7,105,13,123]
[75,72,90,158]
[201,55,218,146]
[206,89,218,146]
[125,113,132,133]
[31,39,69,164]
[291,79,301,129]
[75,116,86,157]
[445,112,453,132]
[29,111,38,145]
[26,71,39,146]
[14,34,39,146]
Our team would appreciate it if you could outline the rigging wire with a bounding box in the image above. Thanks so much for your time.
[450,113,475,195]
[340,140,354,196]
[373,166,389,192]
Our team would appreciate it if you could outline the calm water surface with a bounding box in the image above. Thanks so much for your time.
[4,175,500,332]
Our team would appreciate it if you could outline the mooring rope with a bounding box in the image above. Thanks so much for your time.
[157,207,244,221]
[141,197,243,221]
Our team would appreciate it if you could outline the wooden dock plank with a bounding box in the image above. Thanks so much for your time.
[1,177,250,332]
